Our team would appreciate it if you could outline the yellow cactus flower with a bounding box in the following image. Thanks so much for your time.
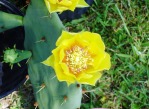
[42,31,111,86]
[44,0,89,13]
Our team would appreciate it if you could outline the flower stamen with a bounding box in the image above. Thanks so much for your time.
[64,46,93,74]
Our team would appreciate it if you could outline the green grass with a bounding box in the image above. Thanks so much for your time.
[3,0,149,109]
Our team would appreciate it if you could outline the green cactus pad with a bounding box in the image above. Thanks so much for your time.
[0,11,23,32]
[3,48,31,65]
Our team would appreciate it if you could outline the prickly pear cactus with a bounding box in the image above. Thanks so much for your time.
[23,0,82,108]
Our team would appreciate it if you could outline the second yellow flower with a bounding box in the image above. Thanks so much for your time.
[44,0,89,13]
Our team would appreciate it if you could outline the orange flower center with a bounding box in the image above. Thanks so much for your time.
[64,46,93,74]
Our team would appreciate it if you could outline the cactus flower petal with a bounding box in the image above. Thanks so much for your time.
[44,0,89,13]
[42,31,111,86]
[78,72,102,86]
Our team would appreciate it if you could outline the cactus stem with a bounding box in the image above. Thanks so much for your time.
[36,83,46,93]
[34,102,38,109]
[24,75,29,85]
[35,37,46,43]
